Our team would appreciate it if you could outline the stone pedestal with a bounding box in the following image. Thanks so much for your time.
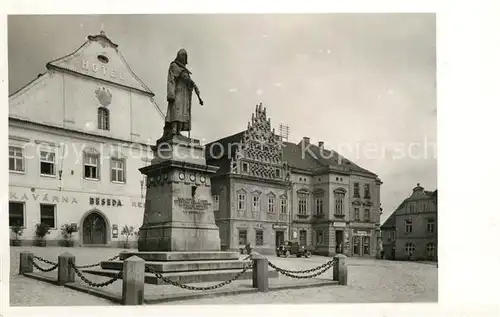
[138,135,221,252]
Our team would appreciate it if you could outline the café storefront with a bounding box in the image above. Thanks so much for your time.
[8,186,145,247]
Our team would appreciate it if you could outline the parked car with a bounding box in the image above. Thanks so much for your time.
[276,240,312,258]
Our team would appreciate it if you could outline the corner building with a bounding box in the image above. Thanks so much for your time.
[8,32,163,247]
[381,184,437,261]
[206,104,383,257]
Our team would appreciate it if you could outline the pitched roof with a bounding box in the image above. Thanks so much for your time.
[381,212,396,229]
[206,133,378,178]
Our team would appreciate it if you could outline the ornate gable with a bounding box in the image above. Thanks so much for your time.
[230,103,290,181]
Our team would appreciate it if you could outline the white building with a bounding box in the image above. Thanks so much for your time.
[8,31,164,247]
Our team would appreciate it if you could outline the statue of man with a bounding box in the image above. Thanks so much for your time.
[162,49,203,138]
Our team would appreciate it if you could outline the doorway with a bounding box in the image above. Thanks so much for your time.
[335,230,344,253]
[275,230,285,248]
[82,212,107,245]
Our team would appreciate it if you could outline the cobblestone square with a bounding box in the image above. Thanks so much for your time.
[10,247,437,305]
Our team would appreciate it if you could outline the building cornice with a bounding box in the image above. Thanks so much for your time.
[8,116,153,149]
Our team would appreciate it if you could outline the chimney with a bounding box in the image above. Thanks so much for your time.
[318,141,324,148]
[303,137,310,145]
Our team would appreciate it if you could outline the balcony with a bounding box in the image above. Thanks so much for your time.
[334,213,345,219]
[312,213,325,219]
[296,213,309,219]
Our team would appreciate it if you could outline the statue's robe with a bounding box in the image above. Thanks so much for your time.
[165,61,194,132]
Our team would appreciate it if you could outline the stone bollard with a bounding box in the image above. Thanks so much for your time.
[58,252,76,285]
[332,254,348,285]
[19,252,33,275]
[122,255,145,305]
[251,253,269,292]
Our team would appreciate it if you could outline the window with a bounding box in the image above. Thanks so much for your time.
[40,150,56,176]
[405,219,413,233]
[405,242,415,256]
[242,163,248,172]
[334,191,345,215]
[268,197,275,213]
[40,204,56,229]
[298,195,308,215]
[97,107,110,130]
[280,198,287,214]
[427,218,436,233]
[9,146,25,172]
[299,230,307,245]
[238,229,247,245]
[252,196,260,212]
[364,183,371,198]
[238,194,246,211]
[83,153,100,180]
[275,168,280,177]
[9,202,24,227]
[353,182,360,197]
[354,208,360,221]
[389,231,395,241]
[315,197,324,215]
[409,203,415,213]
[315,230,324,245]
[212,195,220,211]
[364,208,370,222]
[255,230,263,246]
[111,158,125,182]
[426,243,436,257]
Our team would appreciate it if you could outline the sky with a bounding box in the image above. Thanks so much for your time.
[7,14,436,223]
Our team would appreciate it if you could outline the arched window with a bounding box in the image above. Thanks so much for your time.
[97,107,110,130]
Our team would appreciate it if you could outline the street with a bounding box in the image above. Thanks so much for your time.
[9,246,437,306]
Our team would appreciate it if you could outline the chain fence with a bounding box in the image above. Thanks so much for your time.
[75,255,120,269]
[267,258,337,279]
[145,258,254,291]
[69,260,123,288]
[30,256,59,272]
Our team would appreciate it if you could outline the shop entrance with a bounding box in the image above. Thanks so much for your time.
[82,212,107,245]
[335,230,344,253]
[275,230,285,248]
[353,235,371,256]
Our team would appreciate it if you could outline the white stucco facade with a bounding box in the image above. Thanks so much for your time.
[8,32,164,247]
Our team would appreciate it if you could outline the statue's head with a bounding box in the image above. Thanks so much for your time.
[175,48,188,66]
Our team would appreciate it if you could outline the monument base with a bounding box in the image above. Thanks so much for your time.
[138,223,222,252]
[84,251,279,284]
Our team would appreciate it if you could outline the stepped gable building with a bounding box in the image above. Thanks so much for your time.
[206,103,383,257]
[381,184,437,261]
[8,31,163,247]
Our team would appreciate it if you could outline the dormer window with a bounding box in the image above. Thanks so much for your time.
[98,107,110,130]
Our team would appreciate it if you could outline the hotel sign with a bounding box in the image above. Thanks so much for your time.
[333,222,346,228]
[81,60,125,81]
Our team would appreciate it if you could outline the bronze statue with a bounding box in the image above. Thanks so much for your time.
[162,49,203,138]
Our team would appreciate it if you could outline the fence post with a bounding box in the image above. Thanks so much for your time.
[122,255,145,305]
[333,254,347,285]
[251,254,269,292]
[19,252,33,275]
[58,252,76,285]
